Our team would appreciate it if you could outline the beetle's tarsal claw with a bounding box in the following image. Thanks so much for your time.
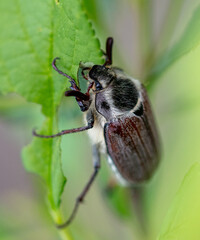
[32,128,38,136]
[32,129,42,138]
[69,80,80,91]
[55,222,69,229]
[52,57,60,70]
[52,57,76,82]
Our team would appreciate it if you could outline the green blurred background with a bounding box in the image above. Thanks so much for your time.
[1,0,200,240]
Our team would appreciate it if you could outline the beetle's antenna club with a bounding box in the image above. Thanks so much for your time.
[104,37,113,66]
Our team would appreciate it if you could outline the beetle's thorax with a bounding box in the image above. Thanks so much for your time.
[88,66,143,121]
[85,66,143,153]
[84,95,107,153]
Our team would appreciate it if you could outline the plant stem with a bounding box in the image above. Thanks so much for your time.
[58,228,73,240]
[51,208,74,240]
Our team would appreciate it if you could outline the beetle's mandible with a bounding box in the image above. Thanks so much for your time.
[33,37,160,228]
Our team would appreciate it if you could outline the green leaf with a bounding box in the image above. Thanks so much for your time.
[82,0,98,23]
[143,44,200,240]
[147,5,200,89]
[0,0,57,116]
[53,0,103,81]
[0,0,102,216]
[158,163,200,240]
[22,118,66,209]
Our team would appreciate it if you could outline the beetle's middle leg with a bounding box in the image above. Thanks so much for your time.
[57,145,101,229]
[33,110,94,138]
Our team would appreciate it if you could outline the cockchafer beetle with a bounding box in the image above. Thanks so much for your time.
[33,37,160,228]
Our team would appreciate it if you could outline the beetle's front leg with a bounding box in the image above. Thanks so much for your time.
[52,57,78,88]
[65,82,93,112]
[52,57,93,112]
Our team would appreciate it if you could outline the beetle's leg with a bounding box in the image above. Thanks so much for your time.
[65,82,94,112]
[52,57,82,96]
[33,124,92,138]
[52,57,80,91]
[103,37,113,66]
[65,82,93,100]
[57,145,101,229]
[52,57,93,111]
[33,111,94,138]
[85,82,94,96]
[81,67,90,81]
[65,90,90,101]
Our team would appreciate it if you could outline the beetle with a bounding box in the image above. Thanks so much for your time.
[33,37,160,228]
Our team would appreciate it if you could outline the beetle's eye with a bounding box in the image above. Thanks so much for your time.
[95,81,103,91]
[89,64,114,89]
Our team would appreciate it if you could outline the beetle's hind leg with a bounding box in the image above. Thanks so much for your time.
[56,145,101,228]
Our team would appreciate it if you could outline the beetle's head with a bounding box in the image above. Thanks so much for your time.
[88,65,115,91]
